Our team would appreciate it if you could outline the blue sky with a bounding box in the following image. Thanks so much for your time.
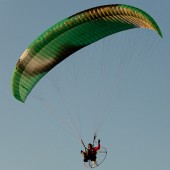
[0,0,170,170]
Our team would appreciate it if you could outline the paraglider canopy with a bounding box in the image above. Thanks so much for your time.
[11,4,162,102]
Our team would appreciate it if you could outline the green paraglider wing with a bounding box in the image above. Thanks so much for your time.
[11,4,162,102]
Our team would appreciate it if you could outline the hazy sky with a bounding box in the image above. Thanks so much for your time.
[0,1,169,170]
